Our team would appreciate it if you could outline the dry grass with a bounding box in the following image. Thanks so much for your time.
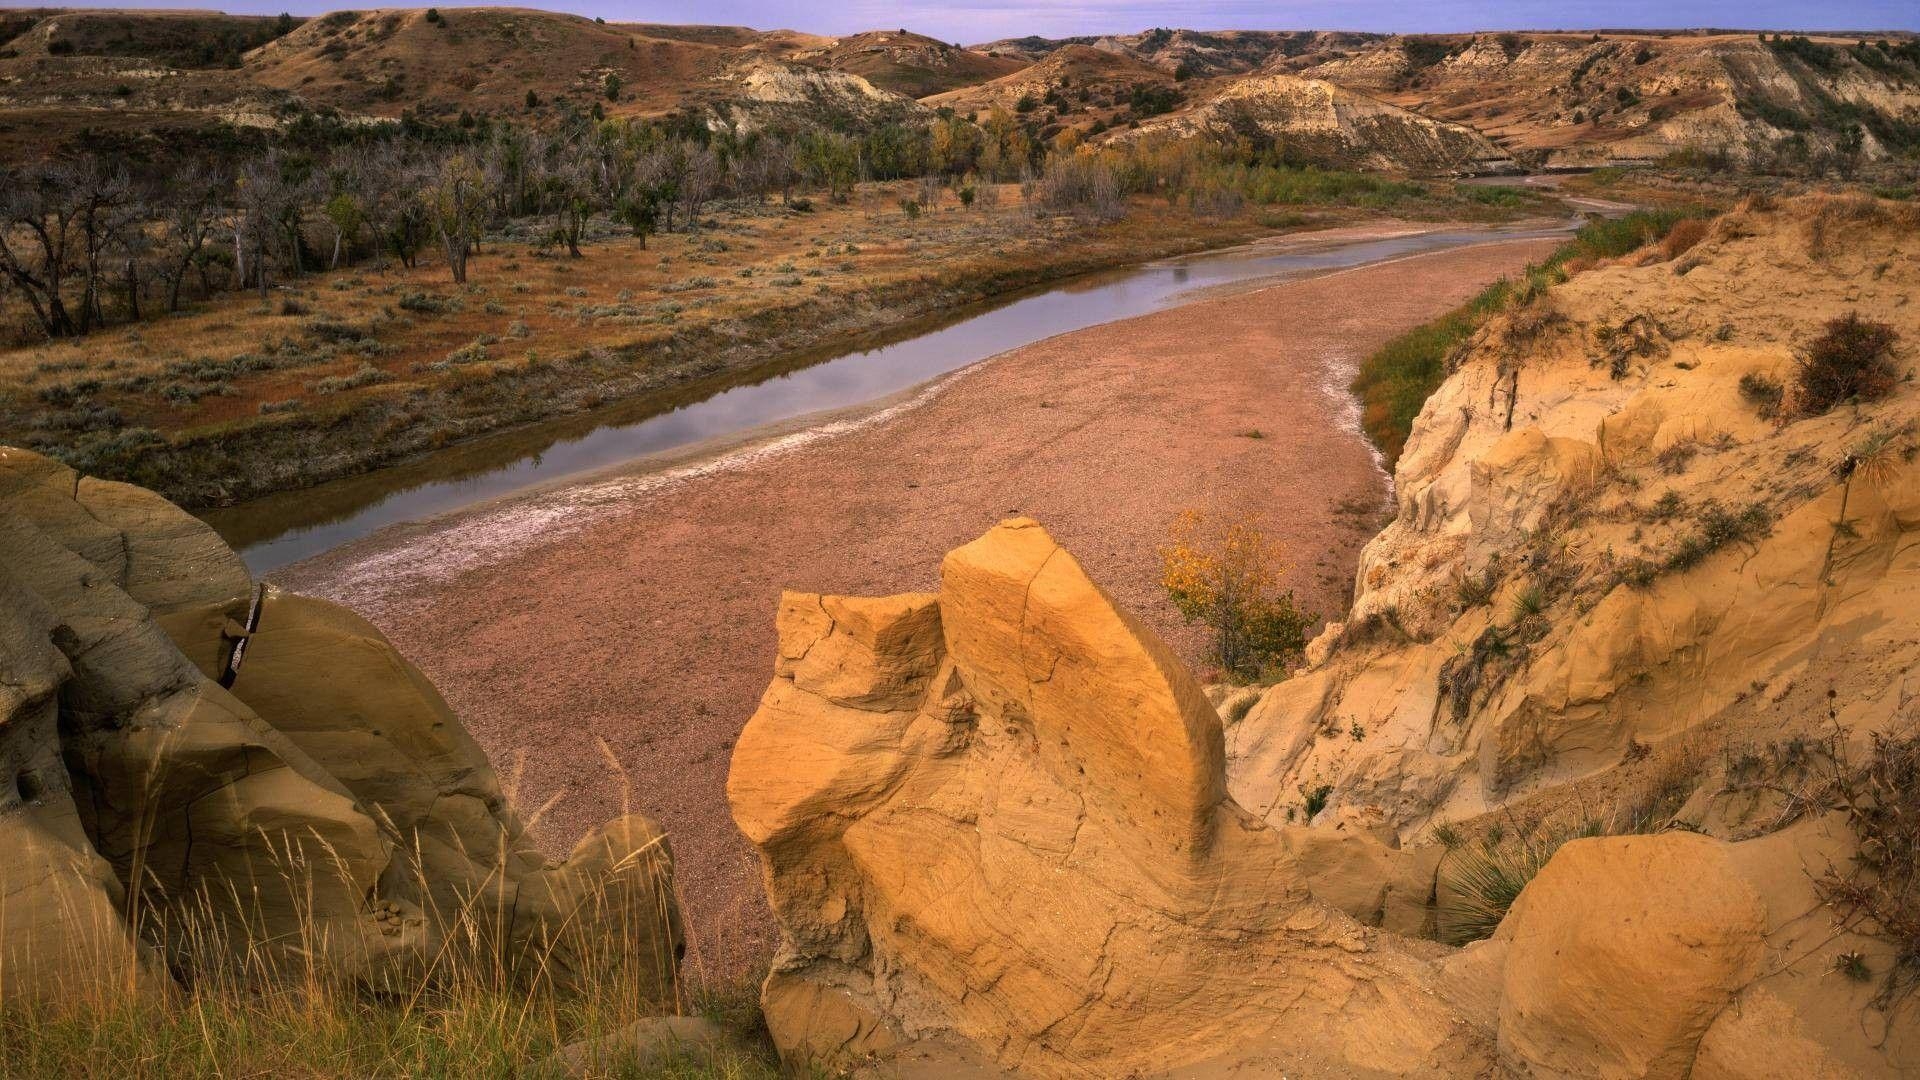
[0,733,778,1079]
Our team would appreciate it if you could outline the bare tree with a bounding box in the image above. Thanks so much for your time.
[157,163,227,312]
[428,152,488,283]
[70,160,137,332]
[236,153,306,298]
[678,144,720,231]
[355,143,430,270]
[0,162,84,338]
[636,144,683,234]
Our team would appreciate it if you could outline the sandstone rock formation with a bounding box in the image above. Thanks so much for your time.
[729,514,1913,1075]
[0,445,680,1002]
[1227,196,1920,857]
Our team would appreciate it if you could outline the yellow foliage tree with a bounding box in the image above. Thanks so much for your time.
[1159,509,1316,681]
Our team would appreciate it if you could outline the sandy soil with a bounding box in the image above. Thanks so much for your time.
[275,232,1560,977]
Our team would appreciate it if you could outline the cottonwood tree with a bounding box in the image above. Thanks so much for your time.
[156,163,228,312]
[0,162,85,338]
[677,144,721,230]
[428,153,488,283]
[356,144,431,269]
[235,153,310,297]
[542,142,597,257]
[636,144,683,233]
[69,160,138,333]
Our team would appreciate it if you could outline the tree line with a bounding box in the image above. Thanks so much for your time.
[0,107,1058,343]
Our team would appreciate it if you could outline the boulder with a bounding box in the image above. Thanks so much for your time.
[1496,833,1766,1078]
[0,446,681,1004]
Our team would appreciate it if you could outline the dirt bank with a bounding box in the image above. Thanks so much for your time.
[274,232,1561,976]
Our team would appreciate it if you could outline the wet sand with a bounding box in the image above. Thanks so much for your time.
[276,232,1560,975]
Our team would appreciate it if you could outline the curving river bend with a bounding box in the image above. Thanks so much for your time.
[206,217,1592,573]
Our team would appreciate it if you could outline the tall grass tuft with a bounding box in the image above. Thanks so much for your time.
[1438,819,1604,945]
[0,734,776,1079]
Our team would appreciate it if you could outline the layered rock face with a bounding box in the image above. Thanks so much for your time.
[0,446,680,1002]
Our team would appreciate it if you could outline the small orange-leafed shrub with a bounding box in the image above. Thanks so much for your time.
[1159,509,1316,682]
[1795,312,1902,415]
[1659,216,1711,261]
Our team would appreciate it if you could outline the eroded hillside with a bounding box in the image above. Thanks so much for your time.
[983,28,1920,169]
[1230,194,1919,846]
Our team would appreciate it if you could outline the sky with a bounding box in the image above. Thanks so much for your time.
[71,1,1920,43]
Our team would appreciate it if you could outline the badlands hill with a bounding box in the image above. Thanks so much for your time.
[0,8,980,149]
[1127,72,1517,174]
[990,27,1920,167]
[1294,31,1920,168]
[243,6,737,116]
[924,44,1177,124]
[4,8,1914,173]
[726,195,1920,1074]
[928,46,1514,174]
[978,27,1381,76]
[782,29,1026,98]
[988,28,1920,167]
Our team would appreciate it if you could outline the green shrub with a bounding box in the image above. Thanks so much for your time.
[1666,500,1772,572]
[1300,783,1335,819]
[1439,821,1602,944]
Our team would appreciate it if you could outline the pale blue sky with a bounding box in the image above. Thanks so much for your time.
[61,1,1919,43]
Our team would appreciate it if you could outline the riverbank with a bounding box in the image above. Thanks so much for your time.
[273,232,1563,977]
[0,181,1560,511]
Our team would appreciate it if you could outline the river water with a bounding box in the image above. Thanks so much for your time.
[207,220,1581,573]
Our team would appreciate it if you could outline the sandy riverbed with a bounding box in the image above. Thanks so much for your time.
[276,230,1561,976]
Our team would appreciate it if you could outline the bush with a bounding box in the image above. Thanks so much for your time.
[1738,370,1785,418]
[1160,510,1317,681]
[314,363,389,394]
[1035,154,1124,221]
[1666,500,1772,572]
[1659,217,1710,260]
[1795,313,1901,414]
[1815,723,1920,1008]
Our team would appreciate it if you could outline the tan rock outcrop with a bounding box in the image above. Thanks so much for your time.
[732,519,1492,1076]
[1228,196,1920,842]
[733,513,1915,1076]
[1496,833,1767,1077]
[0,446,680,1003]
